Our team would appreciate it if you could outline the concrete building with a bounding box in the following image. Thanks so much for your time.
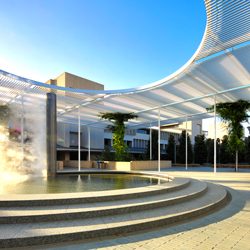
[161,120,203,144]
[46,72,104,90]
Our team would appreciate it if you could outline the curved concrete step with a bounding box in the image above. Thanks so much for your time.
[0,180,207,224]
[0,177,190,207]
[0,182,230,248]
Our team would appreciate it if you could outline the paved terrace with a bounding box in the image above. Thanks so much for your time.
[19,167,249,250]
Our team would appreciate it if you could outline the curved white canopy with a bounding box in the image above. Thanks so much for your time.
[0,0,249,129]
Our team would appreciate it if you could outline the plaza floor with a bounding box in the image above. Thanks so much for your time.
[27,167,250,250]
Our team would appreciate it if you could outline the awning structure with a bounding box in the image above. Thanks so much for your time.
[0,0,249,129]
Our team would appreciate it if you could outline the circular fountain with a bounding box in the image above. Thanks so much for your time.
[0,173,230,248]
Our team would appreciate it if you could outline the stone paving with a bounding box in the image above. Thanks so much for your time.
[22,167,250,250]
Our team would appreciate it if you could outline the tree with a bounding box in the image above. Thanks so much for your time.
[99,112,137,161]
[206,138,213,163]
[194,134,207,164]
[206,138,220,164]
[177,130,193,164]
[166,134,175,162]
[100,146,115,161]
[244,136,250,164]
[219,135,233,164]
[207,100,250,171]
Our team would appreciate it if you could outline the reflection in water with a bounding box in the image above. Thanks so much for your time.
[77,175,81,182]
[4,174,168,194]
[76,175,83,192]
[114,176,126,189]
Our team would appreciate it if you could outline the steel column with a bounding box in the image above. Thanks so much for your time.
[21,95,24,168]
[185,116,188,170]
[88,127,91,161]
[150,127,152,160]
[214,96,217,173]
[78,108,81,172]
[158,109,161,172]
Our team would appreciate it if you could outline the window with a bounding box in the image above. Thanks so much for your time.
[104,138,112,146]
[70,132,81,147]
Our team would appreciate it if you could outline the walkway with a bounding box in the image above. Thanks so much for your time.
[26,167,250,250]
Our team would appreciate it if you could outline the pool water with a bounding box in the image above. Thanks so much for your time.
[6,174,167,194]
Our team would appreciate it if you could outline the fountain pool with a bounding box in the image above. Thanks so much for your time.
[3,173,169,194]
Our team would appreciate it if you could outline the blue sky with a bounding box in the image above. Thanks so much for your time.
[0,0,206,90]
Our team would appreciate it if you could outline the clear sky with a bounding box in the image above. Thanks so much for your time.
[0,0,206,90]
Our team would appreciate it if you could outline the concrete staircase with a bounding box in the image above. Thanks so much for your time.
[0,176,230,248]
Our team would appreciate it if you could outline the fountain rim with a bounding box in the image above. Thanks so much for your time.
[0,171,175,201]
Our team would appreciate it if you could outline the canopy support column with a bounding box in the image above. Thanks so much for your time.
[21,95,24,169]
[158,109,161,172]
[214,95,217,173]
[78,108,81,172]
[174,138,176,164]
[150,127,152,160]
[185,116,188,170]
[88,127,91,161]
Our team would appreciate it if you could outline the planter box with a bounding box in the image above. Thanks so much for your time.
[107,161,131,171]
[131,160,171,170]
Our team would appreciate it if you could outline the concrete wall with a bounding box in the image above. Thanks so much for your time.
[57,122,82,148]
[107,161,131,171]
[107,160,172,171]
[82,127,104,150]
[64,160,93,168]
[57,160,172,171]
[47,72,104,90]
[131,160,171,170]
[54,72,67,88]
[64,72,104,90]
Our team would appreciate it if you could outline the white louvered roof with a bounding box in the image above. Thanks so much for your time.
[0,0,249,129]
